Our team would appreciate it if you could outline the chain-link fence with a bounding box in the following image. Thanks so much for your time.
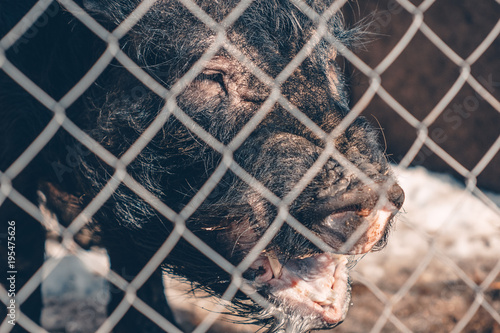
[0,0,499,332]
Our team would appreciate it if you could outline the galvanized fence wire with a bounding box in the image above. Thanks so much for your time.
[0,0,499,332]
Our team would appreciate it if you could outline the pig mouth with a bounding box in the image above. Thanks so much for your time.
[244,206,399,329]
[249,252,352,327]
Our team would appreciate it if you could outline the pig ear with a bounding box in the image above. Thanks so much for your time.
[79,0,138,23]
[79,0,123,26]
[81,0,108,15]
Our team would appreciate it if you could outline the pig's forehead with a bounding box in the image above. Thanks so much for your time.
[150,0,346,42]
[158,0,337,20]
[147,0,344,59]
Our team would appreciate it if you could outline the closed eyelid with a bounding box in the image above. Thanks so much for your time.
[196,71,228,94]
[201,69,225,76]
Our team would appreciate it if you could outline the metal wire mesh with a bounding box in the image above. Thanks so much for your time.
[0,0,499,332]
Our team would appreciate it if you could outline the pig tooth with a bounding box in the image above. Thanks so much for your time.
[328,291,338,303]
[268,257,282,278]
[267,252,282,278]
[310,293,330,305]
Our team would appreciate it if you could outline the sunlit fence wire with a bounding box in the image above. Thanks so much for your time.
[0,0,499,332]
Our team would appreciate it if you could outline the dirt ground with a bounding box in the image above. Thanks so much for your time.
[333,259,500,333]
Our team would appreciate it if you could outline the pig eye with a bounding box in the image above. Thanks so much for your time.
[326,60,337,76]
[327,57,338,68]
[198,70,227,94]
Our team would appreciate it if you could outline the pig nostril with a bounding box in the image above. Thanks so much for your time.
[387,184,404,210]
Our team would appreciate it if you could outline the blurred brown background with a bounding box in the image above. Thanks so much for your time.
[344,0,500,193]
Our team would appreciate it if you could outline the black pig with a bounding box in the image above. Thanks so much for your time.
[0,0,404,332]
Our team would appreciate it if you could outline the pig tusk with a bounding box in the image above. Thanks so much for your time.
[267,251,282,278]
